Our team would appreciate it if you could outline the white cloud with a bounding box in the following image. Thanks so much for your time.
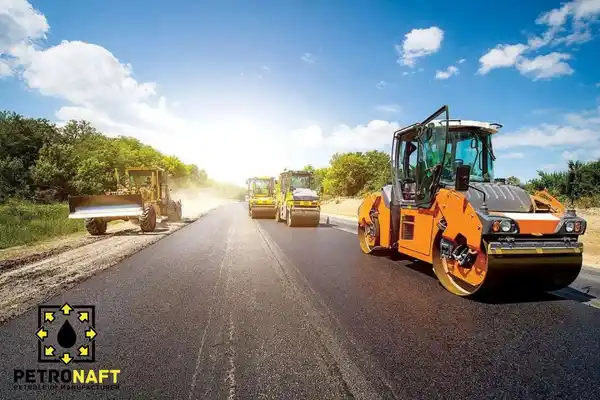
[435,65,459,80]
[536,3,572,27]
[0,0,48,53]
[22,41,158,107]
[0,0,48,77]
[0,59,12,76]
[477,44,528,75]
[396,26,444,67]
[494,106,600,166]
[458,58,466,64]
[301,52,316,64]
[291,125,323,148]
[376,80,387,89]
[260,65,270,73]
[535,0,600,41]
[375,104,401,114]
[516,52,574,80]
[291,120,399,154]
[494,124,596,149]
[497,152,525,159]
[480,1,600,80]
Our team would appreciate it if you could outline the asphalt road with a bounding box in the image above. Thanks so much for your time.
[1,203,600,399]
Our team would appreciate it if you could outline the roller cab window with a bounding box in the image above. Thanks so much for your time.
[253,180,272,196]
[441,130,495,185]
[290,174,311,190]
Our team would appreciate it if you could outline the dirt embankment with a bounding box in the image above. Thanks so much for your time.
[321,198,600,269]
[0,191,235,323]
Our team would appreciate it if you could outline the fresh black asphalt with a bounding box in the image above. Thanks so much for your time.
[1,202,599,399]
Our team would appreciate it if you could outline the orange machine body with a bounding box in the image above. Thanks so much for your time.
[357,105,586,297]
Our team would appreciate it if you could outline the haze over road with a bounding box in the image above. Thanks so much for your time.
[1,203,599,399]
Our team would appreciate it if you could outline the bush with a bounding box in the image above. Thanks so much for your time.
[0,200,85,249]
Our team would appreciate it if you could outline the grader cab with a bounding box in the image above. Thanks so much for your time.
[357,105,586,297]
[68,167,183,235]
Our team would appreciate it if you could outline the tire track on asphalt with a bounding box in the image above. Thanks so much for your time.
[188,223,235,400]
[254,220,400,400]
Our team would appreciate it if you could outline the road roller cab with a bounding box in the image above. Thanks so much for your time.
[247,176,277,219]
[357,105,586,297]
[274,170,321,227]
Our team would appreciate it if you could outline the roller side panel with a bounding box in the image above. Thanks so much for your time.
[376,199,392,248]
[436,189,483,249]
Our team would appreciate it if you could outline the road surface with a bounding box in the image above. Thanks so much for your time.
[1,203,599,399]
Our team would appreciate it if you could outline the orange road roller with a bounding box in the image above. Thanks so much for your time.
[357,105,586,297]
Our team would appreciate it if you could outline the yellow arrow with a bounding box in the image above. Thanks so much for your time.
[85,328,97,340]
[44,312,55,322]
[78,346,89,356]
[78,311,89,322]
[36,328,48,340]
[45,346,55,356]
[60,353,72,365]
[60,303,73,315]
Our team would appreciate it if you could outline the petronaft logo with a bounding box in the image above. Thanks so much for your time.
[36,303,97,365]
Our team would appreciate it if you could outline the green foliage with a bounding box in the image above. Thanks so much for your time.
[0,200,85,249]
[527,159,600,208]
[506,176,520,186]
[0,111,210,203]
[303,150,391,197]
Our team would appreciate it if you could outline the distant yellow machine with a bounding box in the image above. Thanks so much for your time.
[247,176,277,218]
[357,105,586,297]
[68,167,182,235]
[274,170,321,227]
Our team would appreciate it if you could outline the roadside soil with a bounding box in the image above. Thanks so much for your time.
[321,198,600,268]
[0,198,234,323]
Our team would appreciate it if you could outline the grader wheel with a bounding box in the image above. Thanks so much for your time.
[140,204,157,232]
[85,218,107,236]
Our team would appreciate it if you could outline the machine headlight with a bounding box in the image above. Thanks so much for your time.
[499,220,512,232]
[565,221,575,232]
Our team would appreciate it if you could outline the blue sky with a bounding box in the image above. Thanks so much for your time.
[1,0,599,184]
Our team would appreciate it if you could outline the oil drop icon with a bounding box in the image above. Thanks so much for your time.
[57,320,77,348]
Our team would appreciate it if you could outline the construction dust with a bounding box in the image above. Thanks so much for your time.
[171,187,235,219]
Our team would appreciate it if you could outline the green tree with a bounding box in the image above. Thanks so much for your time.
[324,152,369,196]
[506,176,520,186]
[363,150,391,192]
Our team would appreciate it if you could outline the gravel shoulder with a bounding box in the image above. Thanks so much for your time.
[0,200,232,323]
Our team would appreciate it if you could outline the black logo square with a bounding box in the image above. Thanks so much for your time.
[36,303,97,365]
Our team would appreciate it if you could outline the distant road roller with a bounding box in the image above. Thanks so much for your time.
[247,176,277,218]
[357,105,586,297]
[274,170,321,227]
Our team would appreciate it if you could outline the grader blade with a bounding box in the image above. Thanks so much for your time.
[68,195,144,219]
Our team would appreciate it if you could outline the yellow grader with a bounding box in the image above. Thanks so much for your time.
[274,170,321,227]
[68,167,183,235]
[357,105,586,297]
[247,176,277,218]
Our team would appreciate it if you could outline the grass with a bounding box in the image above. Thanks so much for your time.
[0,200,85,249]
